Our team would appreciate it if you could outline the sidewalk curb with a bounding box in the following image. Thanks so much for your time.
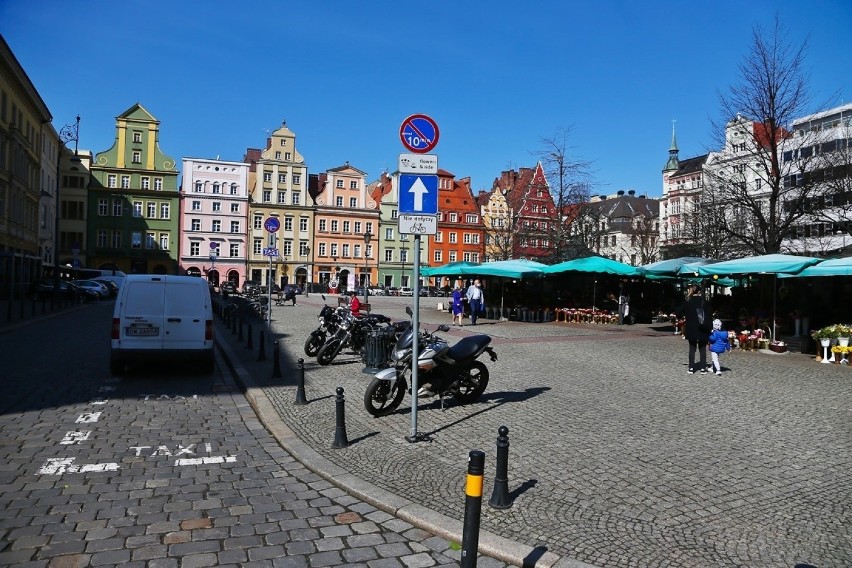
[215,329,578,568]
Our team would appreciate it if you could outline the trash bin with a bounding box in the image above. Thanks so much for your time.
[362,327,393,374]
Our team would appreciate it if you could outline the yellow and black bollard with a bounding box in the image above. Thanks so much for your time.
[461,450,485,568]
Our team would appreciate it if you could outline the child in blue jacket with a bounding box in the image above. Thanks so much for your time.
[708,319,731,375]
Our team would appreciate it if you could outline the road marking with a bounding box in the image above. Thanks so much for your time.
[38,457,120,475]
[90,399,109,405]
[141,394,199,401]
[75,412,102,423]
[98,386,117,392]
[175,456,237,466]
[61,431,91,445]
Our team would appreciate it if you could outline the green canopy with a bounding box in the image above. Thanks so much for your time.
[640,257,715,276]
[421,261,480,277]
[778,256,852,278]
[696,253,822,276]
[544,256,640,276]
[471,259,547,279]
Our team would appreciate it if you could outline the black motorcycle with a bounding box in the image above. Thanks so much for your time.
[303,297,347,357]
[315,309,392,366]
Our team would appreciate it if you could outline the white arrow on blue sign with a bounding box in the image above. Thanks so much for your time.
[399,174,438,215]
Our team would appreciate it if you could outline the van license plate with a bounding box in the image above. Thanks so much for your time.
[127,327,159,336]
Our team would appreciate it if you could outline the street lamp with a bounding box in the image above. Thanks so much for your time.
[53,115,80,306]
[363,231,372,304]
[331,255,338,293]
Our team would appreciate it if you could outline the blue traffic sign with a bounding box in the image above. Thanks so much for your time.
[399,114,439,153]
[399,174,438,215]
[264,217,280,233]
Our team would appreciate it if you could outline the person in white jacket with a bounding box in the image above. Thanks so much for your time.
[465,279,485,325]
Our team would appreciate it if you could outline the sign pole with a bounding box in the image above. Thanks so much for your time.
[408,234,421,442]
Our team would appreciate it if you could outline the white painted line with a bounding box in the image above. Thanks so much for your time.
[38,458,120,475]
[61,431,91,445]
[175,456,237,466]
[141,394,199,401]
[98,386,117,392]
[90,399,109,405]
[75,412,102,423]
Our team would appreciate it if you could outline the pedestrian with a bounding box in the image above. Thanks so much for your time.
[465,279,485,325]
[451,282,464,326]
[349,294,361,317]
[675,284,712,374]
[708,319,731,375]
[283,285,297,306]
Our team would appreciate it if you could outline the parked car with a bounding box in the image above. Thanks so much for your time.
[386,287,400,296]
[399,287,414,296]
[219,281,237,295]
[74,279,110,299]
[31,280,98,302]
[369,286,385,296]
[242,282,260,296]
[92,278,119,297]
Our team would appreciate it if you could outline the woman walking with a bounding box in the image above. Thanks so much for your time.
[451,282,464,326]
[676,284,711,374]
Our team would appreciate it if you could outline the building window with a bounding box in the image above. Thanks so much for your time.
[464,233,472,244]
[284,217,293,231]
[107,175,117,188]
[283,241,293,257]
[191,219,201,231]
[230,243,239,257]
[319,219,327,232]
[280,139,286,147]
[264,173,272,182]
[113,199,123,217]
[449,251,457,262]
[133,132,142,143]
[391,210,398,219]
[293,174,301,184]
[212,220,221,232]
[354,244,361,258]
[466,214,477,223]
[343,221,351,233]
[263,190,271,202]
[97,229,107,247]
[230,183,237,195]
[400,249,408,262]
[230,203,239,213]
[191,200,201,211]
[147,202,156,217]
[463,252,471,262]
[342,244,350,257]
[111,230,121,249]
[299,217,308,232]
[190,242,200,256]
[336,180,344,188]
[299,241,309,256]
[132,151,141,164]
[350,181,358,189]
[435,231,442,242]
[292,192,300,205]
[154,178,162,191]
[278,174,286,183]
[253,239,262,254]
[146,233,155,249]
[141,177,150,190]
[434,250,442,263]
[385,249,393,262]
[160,203,169,218]
[213,183,220,194]
[275,151,281,159]
[212,202,221,212]
[349,197,357,207]
[319,243,327,256]
[336,196,343,207]
[449,232,457,243]
[134,201,143,217]
[331,220,339,232]
[330,244,338,257]
[253,215,263,230]
[450,213,457,222]
[231,221,239,233]
[285,152,291,160]
[366,222,373,234]
[159,234,168,250]
[121,176,130,189]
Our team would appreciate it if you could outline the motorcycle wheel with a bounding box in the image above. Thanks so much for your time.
[451,361,490,404]
[316,339,342,366]
[364,376,406,417]
[304,332,325,357]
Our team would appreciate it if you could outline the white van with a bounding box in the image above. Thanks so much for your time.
[110,275,214,374]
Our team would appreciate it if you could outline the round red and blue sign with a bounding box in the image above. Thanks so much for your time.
[399,114,439,154]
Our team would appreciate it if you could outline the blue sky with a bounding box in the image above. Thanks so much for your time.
[3,1,850,198]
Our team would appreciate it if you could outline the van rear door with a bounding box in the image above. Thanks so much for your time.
[119,277,167,349]
[163,279,209,350]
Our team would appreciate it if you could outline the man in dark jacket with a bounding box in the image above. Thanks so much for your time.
[675,284,711,374]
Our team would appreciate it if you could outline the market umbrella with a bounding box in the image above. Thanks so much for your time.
[778,256,852,278]
[420,261,480,277]
[470,259,547,319]
[639,256,713,277]
[696,254,823,340]
[543,256,640,276]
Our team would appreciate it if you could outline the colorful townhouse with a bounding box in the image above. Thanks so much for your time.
[490,162,556,261]
[87,104,180,274]
[179,157,250,287]
[427,169,484,286]
[309,162,379,292]
[243,121,312,289]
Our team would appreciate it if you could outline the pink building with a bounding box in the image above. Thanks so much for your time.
[179,157,249,287]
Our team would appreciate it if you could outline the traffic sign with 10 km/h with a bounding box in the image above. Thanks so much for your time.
[399,114,439,154]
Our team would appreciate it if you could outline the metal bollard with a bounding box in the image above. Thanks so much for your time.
[461,450,485,568]
[272,341,282,378]
[238,318,244,341]
[257,330,266,361]
[331,387,349,449]
[295,358,307,405]
[231,312,237,334]
[488,426,511,509]
[246,324,253,350]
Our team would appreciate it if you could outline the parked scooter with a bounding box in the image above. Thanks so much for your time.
[303,296,346,357]
[364,307,497,417]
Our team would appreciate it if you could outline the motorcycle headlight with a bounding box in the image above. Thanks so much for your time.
[318,316,325,325]
[340,319,351,330]
[392,348,408,362]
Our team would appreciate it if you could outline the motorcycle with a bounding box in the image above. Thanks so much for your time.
[303,296,347,357]
[315,308,392,366]
[364,307,498,417]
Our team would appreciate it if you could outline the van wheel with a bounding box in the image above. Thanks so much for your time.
[110,358,124,376]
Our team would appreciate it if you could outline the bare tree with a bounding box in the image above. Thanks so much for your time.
[535,128,595,261]
[706,16,825,255]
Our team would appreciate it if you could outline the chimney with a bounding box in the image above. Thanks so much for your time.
[617,190,625,196]
[628,189,635,196]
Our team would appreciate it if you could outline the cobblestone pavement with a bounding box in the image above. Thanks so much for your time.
[0,302,511,568]
[215,294,852,568]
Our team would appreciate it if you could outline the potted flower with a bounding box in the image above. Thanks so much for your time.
[835,324,851,347]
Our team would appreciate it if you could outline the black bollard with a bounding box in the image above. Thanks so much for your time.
[272,341,282,378]
[295,358,307,405]
[257,330,266,361]
[331,387,349,449]
[41,296,46,315]
[461,450,485,568]
[246,324,253,350]
[231,312,237,334]
[238,317,244,341]
[488,426,512,509]
[31,297,36,317]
